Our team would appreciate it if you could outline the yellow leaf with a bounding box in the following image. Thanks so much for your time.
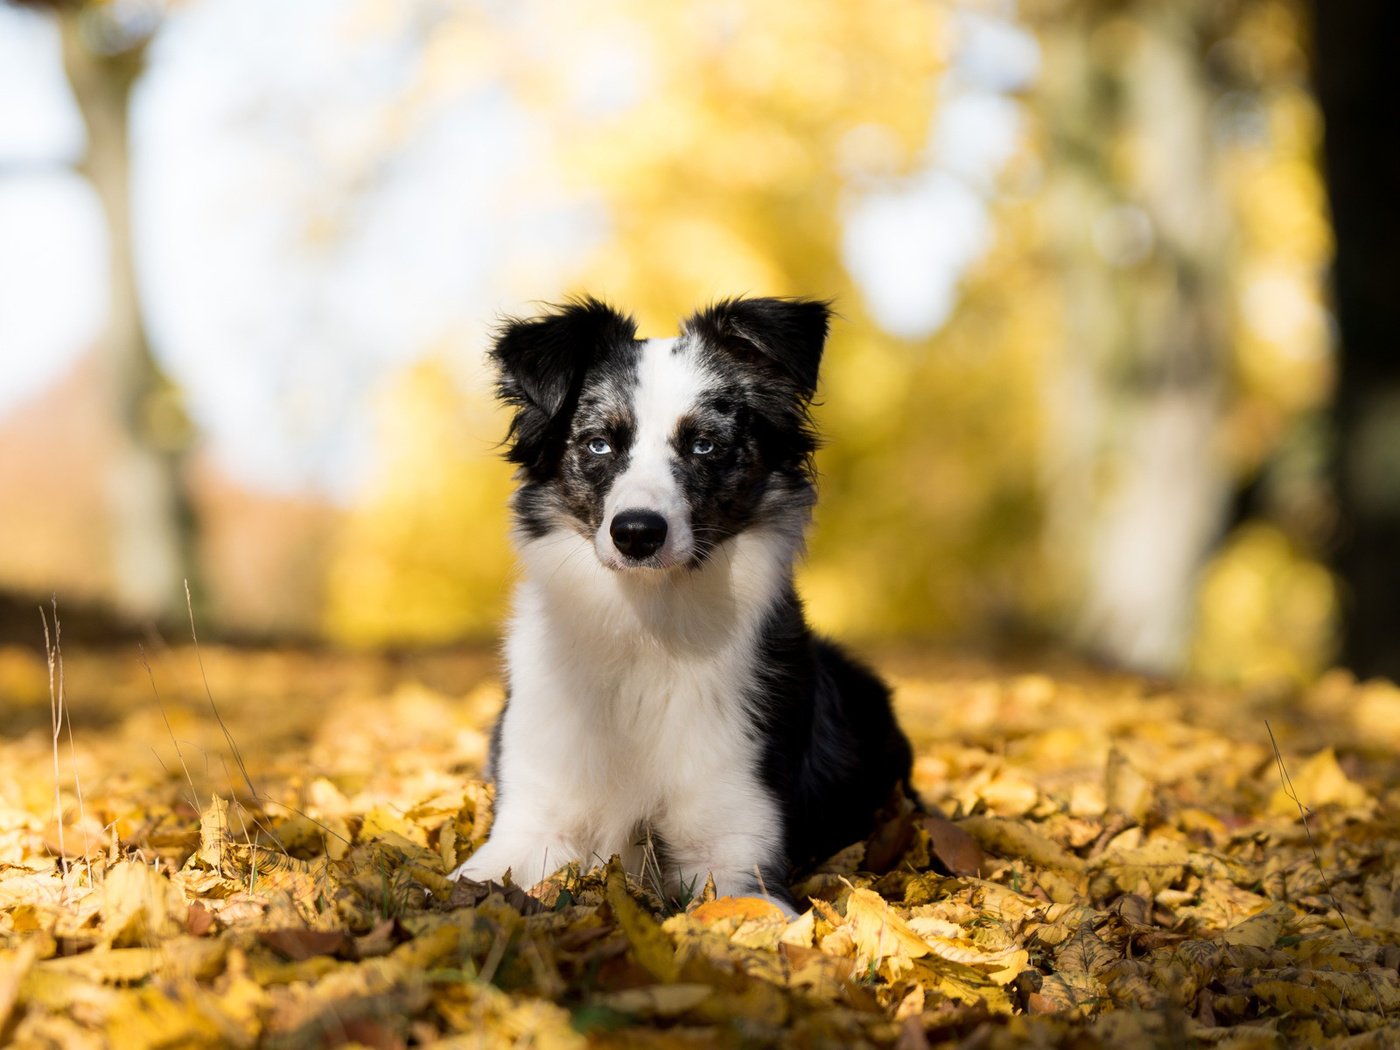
[105,984,229,1049]
[1104,748,1154,822]
[196,796,231,872]
[909,956,1015,1013]
[39,947,163,984]
[687,896,790,951]
[208,970,267,1046]
[844,889,929,977]
[1220,902,1292,948]
[779,908,816,949]
[606,862,678,983]
[359,805,429,848]
[1095,836,1191,895]
[1251,978,1335,1014]
[1267,747,1372,816]
[101,861,185,948]
[390,924,462,972]
[688,979,790,1026]
[0,940,38,1032]
[976,771,1040,816]
[957,816,1085,872]
[905,918,1030,986]
[818,925,857,958]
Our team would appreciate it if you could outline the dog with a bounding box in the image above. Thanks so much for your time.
[447,296,914,913]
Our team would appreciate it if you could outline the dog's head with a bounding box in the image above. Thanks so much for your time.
[490,296,830,571]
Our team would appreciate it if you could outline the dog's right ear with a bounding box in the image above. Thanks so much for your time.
[489,297,637,475]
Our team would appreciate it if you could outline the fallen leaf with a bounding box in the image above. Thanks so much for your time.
[0,941,39,1032]
[1094,835,1190,895]
[41,819,108,860]
[1054,924,1116,979]
[605,862,678,983]
[195,796,231,872]
[101,860,185,947]
[354,919,399,959]
[845,889,930,977]
[1219,902,1291,949]
[779,908,816,949]
[258,927,351,961]
[690,897,789,925]
[38,947,163,984]
[592,983,713,1017]
[1104,749,1154,822]
[186,902,214,937]
[1267,747,1372,816]
[918,814,985,876]
[957,816,1085,872]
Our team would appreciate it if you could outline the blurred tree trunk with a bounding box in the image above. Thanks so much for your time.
[57,9,198,624]
[1034,2,1233,673]
[1311,1,1400,680]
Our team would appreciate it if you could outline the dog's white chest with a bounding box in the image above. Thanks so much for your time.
[505,582,763,801]
[470,540,787,892]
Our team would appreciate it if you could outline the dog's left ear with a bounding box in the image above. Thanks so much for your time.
[490,297,638,474]
[684,297,831,397]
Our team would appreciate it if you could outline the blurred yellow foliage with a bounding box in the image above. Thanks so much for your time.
[1191,523,1337,686]
[323,360,514,645]
[323,0,1338,681]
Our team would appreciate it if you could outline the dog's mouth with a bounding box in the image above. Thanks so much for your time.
[605,556,673,573]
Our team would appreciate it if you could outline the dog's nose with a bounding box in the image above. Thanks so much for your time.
[610,510,668,559]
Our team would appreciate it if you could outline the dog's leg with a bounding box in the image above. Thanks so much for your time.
[447,827,575,890]
[657,791,799,918]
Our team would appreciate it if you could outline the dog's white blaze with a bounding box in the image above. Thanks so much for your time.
[595,336,702,568]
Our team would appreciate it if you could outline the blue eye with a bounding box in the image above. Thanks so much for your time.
[691,437,715,455]
[587,437,612,455]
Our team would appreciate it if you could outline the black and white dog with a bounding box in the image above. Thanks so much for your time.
[448,296,913,912]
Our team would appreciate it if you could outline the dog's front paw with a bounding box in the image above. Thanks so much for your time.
[443,841,512,889]
[446,856,499,885]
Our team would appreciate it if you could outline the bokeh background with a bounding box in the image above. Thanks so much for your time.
[1,0,1394,686]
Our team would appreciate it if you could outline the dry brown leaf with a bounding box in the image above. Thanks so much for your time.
[258,926,351,961]
[1054,923,1117,979]
[186,902,214,937]
[918,814,985,876]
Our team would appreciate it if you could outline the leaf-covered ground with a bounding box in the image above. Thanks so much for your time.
[2,642,1400,1048]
